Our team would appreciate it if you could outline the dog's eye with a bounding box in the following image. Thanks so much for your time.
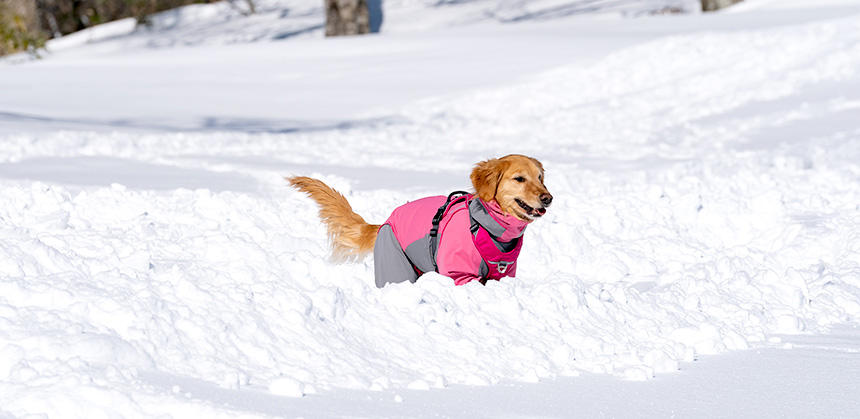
[514,176,526,183]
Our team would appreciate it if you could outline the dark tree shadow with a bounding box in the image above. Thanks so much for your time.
[0,110,407,134]
[485,0,632,23]
[433,0,483,5]
[273,23,325,40]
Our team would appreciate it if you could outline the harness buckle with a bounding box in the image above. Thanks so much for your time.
[488,260,512,274]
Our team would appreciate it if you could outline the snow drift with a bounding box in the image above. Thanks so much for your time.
[1,0,859,417]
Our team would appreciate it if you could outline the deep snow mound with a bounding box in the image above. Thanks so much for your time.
[1,1,860,417]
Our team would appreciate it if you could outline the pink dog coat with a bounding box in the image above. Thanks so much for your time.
[381,193,529,285]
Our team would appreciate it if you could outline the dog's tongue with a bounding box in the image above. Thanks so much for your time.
[535,207,546,216]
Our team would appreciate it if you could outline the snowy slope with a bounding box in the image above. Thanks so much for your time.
[6,0,856,132]
[1,0,860,417]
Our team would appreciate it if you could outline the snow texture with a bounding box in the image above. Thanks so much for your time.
[1,0,859,417]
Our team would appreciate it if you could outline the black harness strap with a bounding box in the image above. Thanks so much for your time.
[428,191,471,272]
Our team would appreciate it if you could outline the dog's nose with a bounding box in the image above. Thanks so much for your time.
[540,193,553,206]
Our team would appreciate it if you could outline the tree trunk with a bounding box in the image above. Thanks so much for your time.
[325,0,369,37]
[701,0,743,12]
[1,0,45,55]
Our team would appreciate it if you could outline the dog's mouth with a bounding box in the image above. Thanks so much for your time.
[515,198,547,219]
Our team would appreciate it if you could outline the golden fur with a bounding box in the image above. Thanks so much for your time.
[471,154,551,222]
[286,176,380,260]
[288,154,551,260]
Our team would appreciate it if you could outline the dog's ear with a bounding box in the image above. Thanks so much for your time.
[528,156,544,173]
[471,158,507,202]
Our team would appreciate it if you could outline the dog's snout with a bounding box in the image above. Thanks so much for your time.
[540,193,553,207]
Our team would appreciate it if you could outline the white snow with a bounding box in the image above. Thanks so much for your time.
[1,0,860,417]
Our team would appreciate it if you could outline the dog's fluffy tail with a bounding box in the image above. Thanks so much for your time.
[287,176,380,261]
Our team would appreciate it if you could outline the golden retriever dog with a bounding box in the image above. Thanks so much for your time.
[288,154,552,286]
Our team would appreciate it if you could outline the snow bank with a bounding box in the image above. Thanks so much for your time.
[1,1,860,417]
[32,0,701,58]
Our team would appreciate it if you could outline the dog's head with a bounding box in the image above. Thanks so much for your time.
[470,154,553,222]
